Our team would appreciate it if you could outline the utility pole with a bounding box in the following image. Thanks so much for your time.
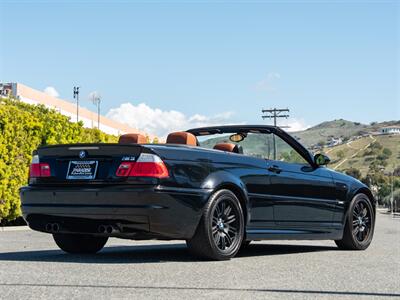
[90,92,101,129]
[73,86,80,122]
[261,108,290,160]
[391,168,394,217]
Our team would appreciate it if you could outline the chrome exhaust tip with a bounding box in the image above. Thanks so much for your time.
[45,223,52,232]
[52,223,60,232]
[98,225,106,233]
[106,225,113,234]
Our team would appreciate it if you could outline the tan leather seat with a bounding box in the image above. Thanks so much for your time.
[214,143,243,154]
[118,133,147,144]
[166,132,197,146]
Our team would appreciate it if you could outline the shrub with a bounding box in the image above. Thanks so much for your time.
[382,148,392,157]
[0,98,118,221]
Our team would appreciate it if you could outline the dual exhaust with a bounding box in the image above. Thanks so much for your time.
[98,225,119,234]
[45,223,60,232]
[45,223,119,234]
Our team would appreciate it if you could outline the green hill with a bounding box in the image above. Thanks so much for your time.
[292,119,400,148]
[324,134,400,176]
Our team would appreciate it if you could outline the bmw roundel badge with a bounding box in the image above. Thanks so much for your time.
[79,150,87,159]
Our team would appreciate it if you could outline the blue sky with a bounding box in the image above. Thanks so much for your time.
[0,0,398,136]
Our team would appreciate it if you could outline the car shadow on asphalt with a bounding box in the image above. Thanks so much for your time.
[0,242,338,264]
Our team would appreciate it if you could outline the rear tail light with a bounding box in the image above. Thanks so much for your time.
[116,153,169,178]
[116,162,134,177]
[29,155,51,178]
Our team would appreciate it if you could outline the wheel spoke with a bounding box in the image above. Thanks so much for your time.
[362,208,367,217]
[226,215,236,224]
[221,235,226,250]
[212,226,218,235]
[357,229,363,241]
[228,226,237,235]
[353,226,359,236]
[215,204,221,217]
[220,202,226,217]
[225,233,233,247]
[224,205,232,217]
[353,210,358,218]
[214,233,221,245]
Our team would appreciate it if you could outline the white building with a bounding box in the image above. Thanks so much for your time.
[380,126,400,135]
[0,82,156,139]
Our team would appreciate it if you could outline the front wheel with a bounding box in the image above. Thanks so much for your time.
[53,233,108,254]
[335,193,375,250]
[186,189,244,260]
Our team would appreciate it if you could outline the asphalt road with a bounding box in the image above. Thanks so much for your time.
[0,212,399,300]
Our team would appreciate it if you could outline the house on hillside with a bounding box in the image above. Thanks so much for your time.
[327,137,343,147]
[380,126,400,135]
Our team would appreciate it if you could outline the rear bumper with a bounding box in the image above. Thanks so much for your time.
[20,185,211,239]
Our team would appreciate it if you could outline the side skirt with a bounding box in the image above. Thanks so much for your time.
[245,227,343,241]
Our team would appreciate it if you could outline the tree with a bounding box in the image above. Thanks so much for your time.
[337,150,345,160]
[382,148,392,158]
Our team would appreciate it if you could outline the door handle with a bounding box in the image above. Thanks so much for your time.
[268,165,282,174]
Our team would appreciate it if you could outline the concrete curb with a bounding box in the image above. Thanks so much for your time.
[0,226,30,232]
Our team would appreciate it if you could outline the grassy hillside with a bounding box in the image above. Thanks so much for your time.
[325,134,400,176]
[292,119,400,148]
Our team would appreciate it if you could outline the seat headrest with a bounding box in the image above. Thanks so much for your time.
[166,132,197,146]
[118,133,147,144]
[213,143,243,154]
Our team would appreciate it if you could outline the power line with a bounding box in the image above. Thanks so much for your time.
[261,108,290,160]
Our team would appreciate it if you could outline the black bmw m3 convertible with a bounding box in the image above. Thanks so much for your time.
[20,125,375,260]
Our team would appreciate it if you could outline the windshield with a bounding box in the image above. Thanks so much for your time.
[197,132,308,164]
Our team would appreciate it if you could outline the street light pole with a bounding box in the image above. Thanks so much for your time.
[90,92,101,130]
[73,86,80,122]
[391,169,394,216]
[97,98,101,129]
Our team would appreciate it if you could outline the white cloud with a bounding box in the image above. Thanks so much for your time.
[43,86,59,98]
[279,118,311,132]
[255,72,281,91]
[106,102,235,138]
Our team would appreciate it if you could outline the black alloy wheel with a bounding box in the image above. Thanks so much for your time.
[352,199,372,243]
[335,193,375,250]
[211,198,240,252]
[186,189,244,260]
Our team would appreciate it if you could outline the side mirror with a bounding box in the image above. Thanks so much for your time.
[314,153,330,166]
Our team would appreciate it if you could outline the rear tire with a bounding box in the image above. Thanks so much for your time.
[53,233,108,254]
[335,193,375,250]
[186,189,244,260]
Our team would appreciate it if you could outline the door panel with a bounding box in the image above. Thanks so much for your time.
[267,161,336,227]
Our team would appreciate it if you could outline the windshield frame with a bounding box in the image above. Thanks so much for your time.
[187,125,316,167]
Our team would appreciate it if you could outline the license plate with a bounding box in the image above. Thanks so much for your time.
[66,161,98,180]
